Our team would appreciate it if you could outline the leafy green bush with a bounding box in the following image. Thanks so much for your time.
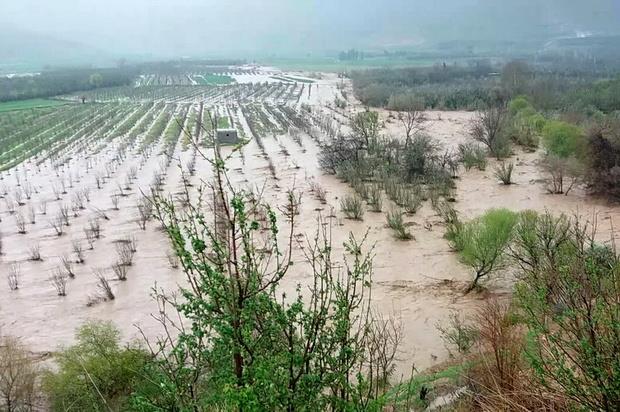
[42,321,149,412]
[513,212,620,411]
[340,194,365,220]
[542,120,583,158]
[386,208,413,240]
[453,209,519,292]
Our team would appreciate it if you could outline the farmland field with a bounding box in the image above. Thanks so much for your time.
[0,98,69,112]
[1,65,619,400]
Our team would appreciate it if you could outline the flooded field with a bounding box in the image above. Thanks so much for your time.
[1,69,618,381]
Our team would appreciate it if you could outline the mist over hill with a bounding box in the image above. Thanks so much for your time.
[1,0,619,68]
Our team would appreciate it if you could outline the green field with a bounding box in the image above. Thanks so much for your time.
[195,73,235,85]
[0,98,69,113]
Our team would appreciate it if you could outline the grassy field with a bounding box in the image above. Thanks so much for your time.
[0,98,69,113]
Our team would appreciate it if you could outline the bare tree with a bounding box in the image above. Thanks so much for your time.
[49,216,64,236]
[390,97,427,147]
[88,218,101,239]
[115,242,135,266]
[27,243,42,261]
[59,204,70,226]
[22,182,33,200]
[111,263,128,281]
[72,239,85,263]
[50,267,68,296]
[0,336,39,411]
[470,106,509,158]
[136,196,153,230]
[60,254,75,278]
[4,198,15,215]
[13,190,24,206]
[123,234,138,253]
[111,194,120,210]
[7,264,19,290]
[27,206,36,224]
[52,184,61,200]
[15,214,26,234]
[94,269,114,300]
[84,228,95,249]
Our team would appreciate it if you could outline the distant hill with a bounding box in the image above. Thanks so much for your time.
[0,28,116,73]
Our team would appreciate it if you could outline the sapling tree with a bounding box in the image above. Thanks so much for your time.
[133,136,397,410]
[454,208,519,292]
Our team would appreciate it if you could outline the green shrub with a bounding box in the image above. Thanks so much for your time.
[542,120,583,158]
[403,187,423,214]
[340,194,364,220]
[42,321,150,412]
[386,208,413,240]
[494,162,514,185]
[455,209,519,292]
[514,212,620,411]
[367,185,383,212]
[458,143,487,171]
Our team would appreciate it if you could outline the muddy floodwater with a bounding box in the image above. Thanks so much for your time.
[1,71,618,379]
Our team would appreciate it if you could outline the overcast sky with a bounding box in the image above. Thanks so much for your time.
[2,0,619,59]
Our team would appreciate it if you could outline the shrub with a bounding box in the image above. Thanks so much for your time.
[458,143,487,171]
[367,185,383,212]
[542,120,583,158]
[437,311,478,356]
[340,194,364,220]
[42,321,149,412]
[0,336,39,411]
[455,209,519,292]
[493,162,514,185]
[514,213,620,411]
[541,154,583,195]
[470,106,511,158]
[386,208,413,240]
[584,121,620,199]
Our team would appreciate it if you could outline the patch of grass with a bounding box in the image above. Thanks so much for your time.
[198,73,235,85]
[385,363,466,410]
[0,98,69,113]
[217,116,230,129]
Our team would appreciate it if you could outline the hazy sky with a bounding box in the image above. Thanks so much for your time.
[2,0,619,59]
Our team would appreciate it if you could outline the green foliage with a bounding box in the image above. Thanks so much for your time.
[341,194,365,220]
[513,212,620,411]
[507,96,544,149]
[436,312,478,356]
[542,120,583,158]
[453,209,519,292]
[458,143,487,171]
[132,155,399,411]
[494,162,514,185]
[42,321,149,412]
[386,208,412,240]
